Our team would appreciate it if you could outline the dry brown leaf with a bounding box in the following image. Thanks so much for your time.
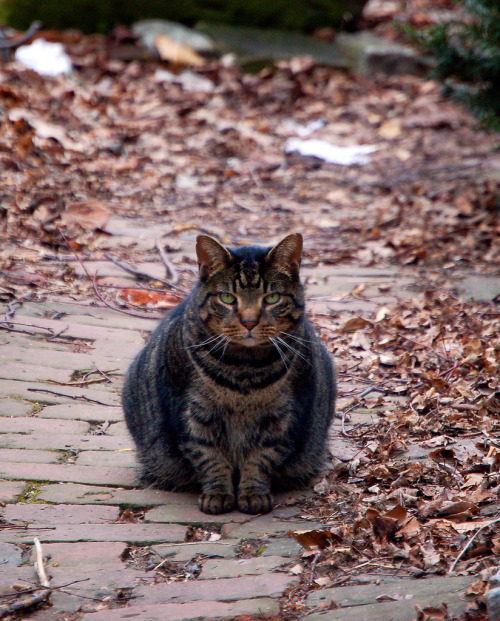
[397,516,421,538]
[340,317,371,333]
[378,118,402,140]
[117,289,182,309]
[419,540,441,570]
[155,34,205,66]
[61,200,110,231]
[289,528,339,550]
[415,603,448,621]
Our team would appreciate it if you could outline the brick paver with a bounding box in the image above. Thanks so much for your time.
[0,266,496,620]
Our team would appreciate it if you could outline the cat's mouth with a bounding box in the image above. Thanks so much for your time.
[233,331,268,347]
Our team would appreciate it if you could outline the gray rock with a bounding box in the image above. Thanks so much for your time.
[336,32,426,76]
[195,24,424,76]
[0,542,24,566]
[132,20,216,55]
[487,569,500,621]
[195,23,348,69]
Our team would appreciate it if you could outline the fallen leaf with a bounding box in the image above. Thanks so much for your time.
[155,34,204,66]
[378,118,402,140]
[117,289,182,309]
[60,200,110,230]
[340,317,371,333]
[289,529,339,550]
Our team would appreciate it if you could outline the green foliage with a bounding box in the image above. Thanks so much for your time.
[415,0,500,129]
[2,0,367,34]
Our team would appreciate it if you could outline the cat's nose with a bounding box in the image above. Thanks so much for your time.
[241,319,258,331]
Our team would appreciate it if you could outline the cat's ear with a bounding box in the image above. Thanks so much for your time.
[196,235,232,280]
[266,233,303,278]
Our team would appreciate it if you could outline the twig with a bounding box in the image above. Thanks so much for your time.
[89,270,160,320]
[155,234,180,285]
[105,252,184,292]
[248,166,274,212]
[0,20,41,50]
[0,589,51,619]
[309,550,322,583]
[449,516,500,573]
[0,538,54,620]
[4,301,20,321]
[27,387,119,407]
[34,538,50,588]
[56,227,163,320]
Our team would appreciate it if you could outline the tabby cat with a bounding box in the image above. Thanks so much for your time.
[122,233,336,514]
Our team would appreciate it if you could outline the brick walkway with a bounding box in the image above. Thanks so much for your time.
[0,228,496,620]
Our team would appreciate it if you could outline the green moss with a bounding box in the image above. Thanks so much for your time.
[15,481,51,504]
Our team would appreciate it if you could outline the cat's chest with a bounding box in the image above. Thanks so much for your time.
[188,375,290,418]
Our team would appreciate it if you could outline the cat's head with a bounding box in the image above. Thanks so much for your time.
[195,233,305,347]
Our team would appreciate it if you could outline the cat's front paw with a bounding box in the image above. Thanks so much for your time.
[199,492,235,514]
[237,492,273,514]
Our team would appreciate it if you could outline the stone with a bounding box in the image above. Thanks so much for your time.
[39,404,124,423]
[146,504,250,525]
[152,541,240,562]
[47,564,144,615]
[0,379,121,406]
[29,542,127,566]
[106,422,129,436]
[335,31,425,76]
[38,483,197,506]
[200,556,287,579]
[0,542,23,567]
[0,448,60,464]
[306,575,476,620]
[133,19,216,54]
[196,23,348,69]
[81,597,279,620]
[0,433,132,451]
[255,538,303,558]
[0,462,136,487]
[134,572,299,604]
[0,398,33,417]
[0,522,186,544]
[77,450,137,468]
[0,417,90,435]
[3,503,120,524]
[222,515,326,538]
[0,480,25,503]
[0,342,132,373]
[486,586,500,620]
[0,362,72,384]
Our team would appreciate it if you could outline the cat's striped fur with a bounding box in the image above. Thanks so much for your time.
[122,233,336,514]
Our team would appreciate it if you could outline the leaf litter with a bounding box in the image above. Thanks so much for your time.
[0,7,498,619]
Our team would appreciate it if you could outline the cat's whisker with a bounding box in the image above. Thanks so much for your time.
[218,337,230,362]
[276,336,311,365]
[188,334,223,349]
[268,337,290,370]
[279,331,314,346]
[200,335,228,358]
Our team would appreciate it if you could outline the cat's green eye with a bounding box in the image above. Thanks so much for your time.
[219,292,236,305]
[264,292,281,305]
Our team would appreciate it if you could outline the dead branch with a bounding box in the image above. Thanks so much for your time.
[56,227,163,320]
[0,538,52,619]
[0,21,41,50]
[449,516,500,573]
[0,589,51,619]
[155,234,180,285]
[34,538,50,588]
[27,387,119,407]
